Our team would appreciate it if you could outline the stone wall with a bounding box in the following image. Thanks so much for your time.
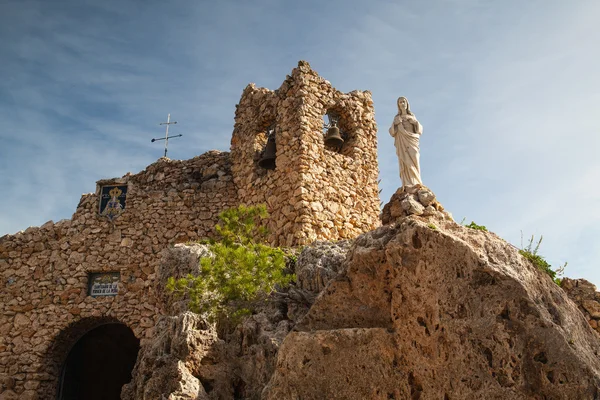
[231,61,380,247]
[0,151,238,399]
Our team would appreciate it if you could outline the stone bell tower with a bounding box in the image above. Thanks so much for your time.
[230,61,380,247]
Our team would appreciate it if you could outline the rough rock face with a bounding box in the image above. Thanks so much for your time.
[381,184,446,224]
[125,191,600,400]
[264,211,600,399]
[121,312,217,400]
[122,309,297,400]
[155,243,212,315]
[124,241,345,400]
[295,240,352,293]
[561,278,600,335]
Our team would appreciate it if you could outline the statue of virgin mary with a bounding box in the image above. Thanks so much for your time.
[389,96,422,187]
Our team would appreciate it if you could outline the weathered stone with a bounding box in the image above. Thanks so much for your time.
[13,314,29,329]
[0,390,19,400]
[400,196,424,215]
[264,215,600,399]
[295,240,352,293]
[422,205,437,216]
[381,185,448,225]
[561,278,600,324]
[121,313,212,400]
[583,300,600,319]
[417,188,435,206]
[230,60,380,247]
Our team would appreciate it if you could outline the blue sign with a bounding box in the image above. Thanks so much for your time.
[99,185,127,221]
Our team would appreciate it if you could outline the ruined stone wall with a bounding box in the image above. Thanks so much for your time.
[231,61,380,247]
[0,151,238,399]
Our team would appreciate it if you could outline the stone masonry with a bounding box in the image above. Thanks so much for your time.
[0,151,239,399]
[231,60,380,247]
[0,61,381,399]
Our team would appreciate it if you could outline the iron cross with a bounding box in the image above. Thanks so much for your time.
[151,113,182,158]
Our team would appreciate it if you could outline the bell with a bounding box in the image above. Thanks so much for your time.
[324,125,344,149]
[258,135,276,170]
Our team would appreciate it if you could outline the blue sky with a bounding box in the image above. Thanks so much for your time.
[1,0,599,286]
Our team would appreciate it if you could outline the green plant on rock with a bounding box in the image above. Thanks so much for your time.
[166,204,295,323]
[519,234,567,285]
[465,221,488,231]
[427,223,438,230]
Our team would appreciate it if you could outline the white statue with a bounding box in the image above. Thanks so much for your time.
[389,96,422,187]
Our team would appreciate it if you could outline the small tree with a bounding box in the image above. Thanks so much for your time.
[166,204,294,322]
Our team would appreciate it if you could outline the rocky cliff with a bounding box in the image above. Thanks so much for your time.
[126,189,600,399]
[121,241,350,400]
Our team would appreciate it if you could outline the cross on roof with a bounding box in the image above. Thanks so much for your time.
[151,113,182,158]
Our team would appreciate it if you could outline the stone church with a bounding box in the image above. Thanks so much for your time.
[0,61,381,399]
[4,61,600,400]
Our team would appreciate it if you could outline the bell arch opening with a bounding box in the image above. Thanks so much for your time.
[57,322,140,400]
[322,107,357,158]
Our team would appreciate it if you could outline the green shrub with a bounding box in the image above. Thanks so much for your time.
[519,234,567,285]
[465,221,488,231]
[166,204,295,322]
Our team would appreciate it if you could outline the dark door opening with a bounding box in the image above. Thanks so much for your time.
[58,323,140,400]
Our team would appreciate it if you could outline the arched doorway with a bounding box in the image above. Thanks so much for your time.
[57,323,140,400]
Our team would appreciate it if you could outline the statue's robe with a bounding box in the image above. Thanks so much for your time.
[389,114,422,187]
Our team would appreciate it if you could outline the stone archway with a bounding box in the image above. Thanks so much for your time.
[56,322,140,400]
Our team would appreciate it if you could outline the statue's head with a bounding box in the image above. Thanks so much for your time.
[397,96,413,116]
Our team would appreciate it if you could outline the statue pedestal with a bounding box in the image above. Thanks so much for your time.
[381,185,450,225]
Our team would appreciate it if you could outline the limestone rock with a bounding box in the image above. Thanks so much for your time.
[400,196,424,215]
[228,310,294,399]
[264,214,600,399]
[121,312,215,400]
[295,240,352,293]
[417,188,435,206]
[422,205,436,216]
[156,243,213,315]
[124,243,299,400]
[561,278,600,333]
[381,185,446,224]
[583,300,600,319]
